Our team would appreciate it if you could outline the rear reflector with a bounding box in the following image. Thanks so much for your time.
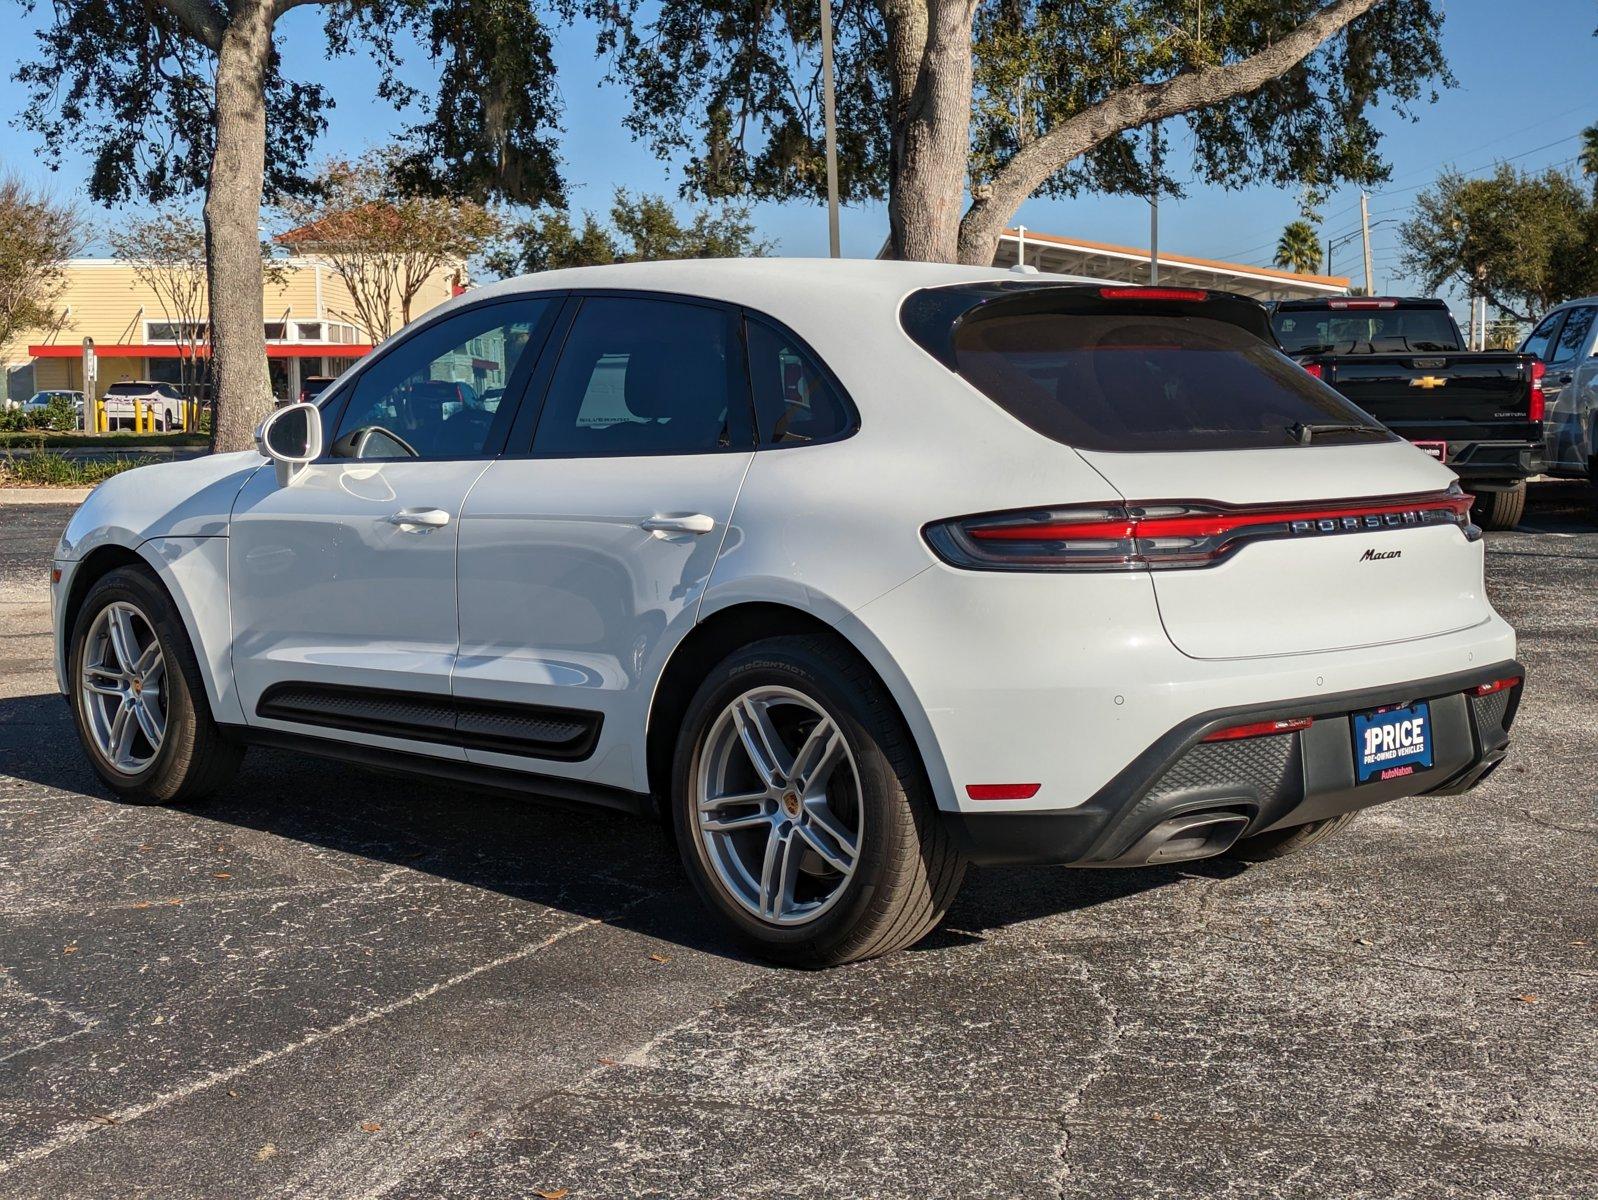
[1301,362,1324,380]
[1098,286,1207,302]
[926,487,1475,572]
[1202,717,1314,742]
[965,783,1042,801]
[1470,676,1521,697]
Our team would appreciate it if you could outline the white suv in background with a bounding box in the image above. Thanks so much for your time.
[52,261,1521,966]
[100,381,185,430]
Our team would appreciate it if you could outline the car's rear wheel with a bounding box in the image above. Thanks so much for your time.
[672,636,965,966]
[1470,482,1525,530]
[1224,811,1358,862]
[68,566,243,804]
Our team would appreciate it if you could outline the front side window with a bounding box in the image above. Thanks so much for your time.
[1549,306,1595,365]
[948,312,1393,452]
[745,319,853,445]
[531,297,749,456]
[331,299,555,459]
[1521,311,1564,362]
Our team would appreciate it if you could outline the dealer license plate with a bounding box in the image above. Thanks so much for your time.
[1353,702,1433,784]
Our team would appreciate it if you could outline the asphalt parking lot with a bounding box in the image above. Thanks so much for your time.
[0,486,1594,1200]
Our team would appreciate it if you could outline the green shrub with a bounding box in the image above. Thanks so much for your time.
[0,450,142,487]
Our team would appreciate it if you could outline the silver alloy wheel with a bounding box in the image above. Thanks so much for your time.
[78,601,167,775]
[695,685,863,927]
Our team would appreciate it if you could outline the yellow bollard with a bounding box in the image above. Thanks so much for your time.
[95,398,106,433]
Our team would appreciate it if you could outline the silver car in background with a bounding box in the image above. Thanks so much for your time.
[1521,299,1598,483]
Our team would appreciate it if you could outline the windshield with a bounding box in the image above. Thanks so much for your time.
[947,312,1393,452]
[1271,306,1462,354]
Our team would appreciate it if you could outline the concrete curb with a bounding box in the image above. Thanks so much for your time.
[0,487,93,504]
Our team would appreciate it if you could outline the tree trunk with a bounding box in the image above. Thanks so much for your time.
[204,1,274,453]
[886,1,978,262]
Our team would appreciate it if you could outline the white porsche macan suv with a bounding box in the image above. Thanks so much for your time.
[52,261,1522,966]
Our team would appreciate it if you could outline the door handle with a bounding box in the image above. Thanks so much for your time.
[639,513,716,536]
[387,507,452,530]
[1557,373,1573,385]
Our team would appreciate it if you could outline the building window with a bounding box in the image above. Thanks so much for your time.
[145,320,208,343]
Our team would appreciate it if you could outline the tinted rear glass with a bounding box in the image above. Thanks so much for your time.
[1271,306,1462,354]
[949,313,1391,452]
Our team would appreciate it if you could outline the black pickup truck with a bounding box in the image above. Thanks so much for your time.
[1270,297,1545,529]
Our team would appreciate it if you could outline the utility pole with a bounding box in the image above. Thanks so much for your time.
[1359,190,1375,295]
[1148,124,1161,284]
[819,0,841,258]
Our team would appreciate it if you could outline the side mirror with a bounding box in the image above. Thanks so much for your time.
[255,401,323,486]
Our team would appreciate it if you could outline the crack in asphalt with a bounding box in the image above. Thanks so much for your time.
[0,914,611,1178]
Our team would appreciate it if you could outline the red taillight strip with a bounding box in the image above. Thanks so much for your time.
[1471,676,1521,697]
[1202,717,1314,742]
[966,491,1472,543]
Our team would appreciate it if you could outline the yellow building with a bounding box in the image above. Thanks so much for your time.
[3,256,461,405]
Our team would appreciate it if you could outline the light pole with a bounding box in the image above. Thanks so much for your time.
[820,1,841,258]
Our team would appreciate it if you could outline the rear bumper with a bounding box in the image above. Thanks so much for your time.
[1429,440,1542,488]
[940,660,1522,867]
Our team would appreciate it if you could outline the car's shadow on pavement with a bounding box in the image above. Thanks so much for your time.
[0,690,1221,961]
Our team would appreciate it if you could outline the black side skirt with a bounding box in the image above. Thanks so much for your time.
[256,681,602,762]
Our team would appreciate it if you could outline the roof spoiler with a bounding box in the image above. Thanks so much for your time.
[900,282,1273,368]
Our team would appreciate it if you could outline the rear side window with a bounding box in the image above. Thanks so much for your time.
[745,319,852,445]
[532,297,751,456]
[1549,306,1595,365]
[1521,311,1564,362]
[949,313,1391,452]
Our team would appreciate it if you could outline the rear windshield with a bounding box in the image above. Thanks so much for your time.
[948,312,1391,452]
[1272,306,1462,354]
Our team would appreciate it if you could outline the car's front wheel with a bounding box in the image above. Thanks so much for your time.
[672,636,965,966]
[68,566,243,804]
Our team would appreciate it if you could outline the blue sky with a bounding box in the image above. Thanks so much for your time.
[2,0,1592,300]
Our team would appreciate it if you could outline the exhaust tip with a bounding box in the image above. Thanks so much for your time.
[1107,809,1252,866]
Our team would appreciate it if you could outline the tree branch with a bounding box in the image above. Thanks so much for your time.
[150,0,227,51]
[958,0,1386,262]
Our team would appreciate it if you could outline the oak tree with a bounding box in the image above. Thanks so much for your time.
[598,0,1451,265]
[488,189,774,276]
[15,0,567,450]
[1400,165,1596,322]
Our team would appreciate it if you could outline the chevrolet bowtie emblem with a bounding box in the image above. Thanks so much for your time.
[1409,375,1447,389]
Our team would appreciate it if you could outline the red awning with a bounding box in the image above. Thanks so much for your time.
[27,343,373,360]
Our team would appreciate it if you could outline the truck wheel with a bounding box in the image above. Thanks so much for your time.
[672,636,966,967]
[1470,483,1525,531]
[1225,811,1358,862]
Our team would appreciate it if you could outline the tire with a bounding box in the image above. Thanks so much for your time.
[671,635,966,967]
[67,565,243,804]
[1470,482,1525,531]
[1224,811,1358,862]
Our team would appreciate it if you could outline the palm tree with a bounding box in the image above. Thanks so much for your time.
[1274,220,1323,275]
[1580,123,1598,198]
